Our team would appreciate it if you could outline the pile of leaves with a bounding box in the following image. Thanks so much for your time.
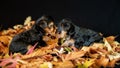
[0,17,120,68]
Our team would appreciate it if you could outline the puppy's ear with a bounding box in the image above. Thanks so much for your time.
[36,15,54,29]
[68,24,75,36]
[61,19,75,36]
[32,24,45,34]
[36,15,54,24]
[60,19,72,30]
[61,18,72,24]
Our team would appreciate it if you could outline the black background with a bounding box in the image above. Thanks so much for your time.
[0,0,120,36]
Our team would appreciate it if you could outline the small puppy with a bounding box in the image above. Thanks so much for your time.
[9,15,55,54]
[57,19,103,48]
[37,15,56,36]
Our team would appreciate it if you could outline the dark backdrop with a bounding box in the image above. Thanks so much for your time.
[0,0,120,36]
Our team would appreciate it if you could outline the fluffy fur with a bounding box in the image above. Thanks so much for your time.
[9,15,54,54]
[57,19,103,48]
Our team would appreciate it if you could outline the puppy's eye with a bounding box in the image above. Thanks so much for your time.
[63,24,67,27]
[39,21,47,28]
[48,22,54,28]
[63,23,70,30]
[61,23,68,27]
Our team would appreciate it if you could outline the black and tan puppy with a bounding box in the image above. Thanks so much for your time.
[9,15,55,54]
[37,15,56,36]
[57,19,103,48]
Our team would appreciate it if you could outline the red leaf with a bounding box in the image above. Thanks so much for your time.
[0,54,20,68]
[26,42,38,55]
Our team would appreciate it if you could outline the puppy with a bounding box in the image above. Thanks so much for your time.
[36,15,56,36]
[9,15,55,54]
[57,19,103,48]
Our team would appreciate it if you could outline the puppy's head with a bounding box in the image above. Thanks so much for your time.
[36,15,55,33]
[57,19,75,38]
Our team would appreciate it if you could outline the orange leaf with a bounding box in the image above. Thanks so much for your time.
[64,50,86,60]
[96,56,109,67]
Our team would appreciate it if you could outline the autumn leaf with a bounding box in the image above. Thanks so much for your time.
[104,38,113,52]
[64,50,86,60]
[26,42,38,55]
[0,54,20,68]
[77,59,95,68]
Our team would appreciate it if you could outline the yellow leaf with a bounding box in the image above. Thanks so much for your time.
[3,53,10,58]
[77,59,94,68]
[40,62,48,68]
[103,38,113,52]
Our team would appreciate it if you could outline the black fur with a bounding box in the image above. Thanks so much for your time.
[57,19,103,48]
[9,15,54,54]
[36,15,54,29]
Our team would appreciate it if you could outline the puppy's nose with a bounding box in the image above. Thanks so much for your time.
[56,29,61,34]
[58,31,61,34]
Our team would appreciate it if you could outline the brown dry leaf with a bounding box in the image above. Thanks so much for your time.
[90,43,104,49]
[21,44,56,59]
[95,56,109,67]
[41,54,53,61]
[24,16,32,26]
[115,46,120,52]
[110,41,120,52]
[106,36,116,43]
[64,50,86,61]
[107,59,116,68]
[104,38,114,52]
[0,42,9,55]
[0,36,12,55]
[42,43,58,50]
[23,21,35,30]
[89,53,100,58]
[21,49,47,60]
[88,48,100,58]
[52,61,75,68]
[18,60,44,68]
[0,36,12,46]
[97,48,108,55]
[81,46,90,52]
[2,28,17,36]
